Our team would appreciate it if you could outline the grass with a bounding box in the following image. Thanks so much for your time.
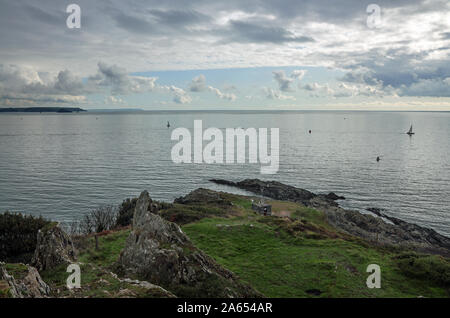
[3,263,29,280]
[158,203,229,225]
[39,228,172,298]
[76,229,131,268]
[181,196,450,298]
[0,282,11,298]
[3,192,449,298]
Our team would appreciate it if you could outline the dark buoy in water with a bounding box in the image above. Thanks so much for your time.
[376,156,381,162]
[167,121,170,128]
[308,130,312,134]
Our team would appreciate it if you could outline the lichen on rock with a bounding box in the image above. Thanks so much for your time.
[0,262,50,298]
[31,223,77,271]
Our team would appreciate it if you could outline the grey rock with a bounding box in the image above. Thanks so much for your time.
[174,188,232,206]
[121,278,176,297]
[212,178,450,257]
[318,201,450,257]
[32,224,77,271]
[117,190,262,298]
[210,178,316,204]
[0,262,50,298]
[366,207,386,216]
[324,192,346,201]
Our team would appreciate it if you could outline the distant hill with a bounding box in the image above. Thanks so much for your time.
[0,107,86,113]
[88,108,143,113]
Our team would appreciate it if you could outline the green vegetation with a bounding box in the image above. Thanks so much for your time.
[0,281,11,298]
[158,203,229,225]
[395,252,450,286]
[76,229,131,268]
[116,198,138,227]
[2,191,449,298]
[40,262,170,298]
[181,196,450,298]
[2,263,29,280]
[0,211,50,263]
[39,229,171,298]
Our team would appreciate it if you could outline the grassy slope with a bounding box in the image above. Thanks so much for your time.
[3,193,449,298]
[182,196,450,298]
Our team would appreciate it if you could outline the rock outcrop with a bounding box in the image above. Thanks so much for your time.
[116,191,262,298]
[174,188,232,206]
[0,263,50,298]
[31,224,77,271]
[210,178,316,204]
[323,204,450,256]
[210,178,450,257]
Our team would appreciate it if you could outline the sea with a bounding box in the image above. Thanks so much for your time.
[0,110,449,236]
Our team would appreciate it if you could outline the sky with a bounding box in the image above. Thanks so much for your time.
[0,0,449,110]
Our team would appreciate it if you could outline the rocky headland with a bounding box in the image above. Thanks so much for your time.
[116,190,262,298]
[210,178,450,257]
[1,179,449,298]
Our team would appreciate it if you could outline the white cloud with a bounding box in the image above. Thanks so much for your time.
[105,95,124,104]
[189,75,237,101]
[189,74,207,92]
[291,70,307,80]
[0,64,88,106]
[272,70,294,92]
[263,87,295,100]
[88,62,157,95]
[163,85,192,104]
[273,69,308,92]
[207,86,237,101]
[300,82,334,97]
[1,1,449,108]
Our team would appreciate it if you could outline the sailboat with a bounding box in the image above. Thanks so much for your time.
[406,124,414,136]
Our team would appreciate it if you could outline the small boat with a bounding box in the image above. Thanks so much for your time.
[406,125,414,136]
[167,121,170,128]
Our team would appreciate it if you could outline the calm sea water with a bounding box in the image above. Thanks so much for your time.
[0,111,449,236]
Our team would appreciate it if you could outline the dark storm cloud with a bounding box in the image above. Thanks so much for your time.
[148,9,211,26]
[114,12,155,34]
[226,20,314,44]
[0,0,449,103]
[25,4,64,26]
[340,49,450,97]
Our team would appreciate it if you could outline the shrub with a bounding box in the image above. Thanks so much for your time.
[115,198,137,227]
[79,205,118,235]
[115,198,174,227]
[395,252,450,286]
[0,211,50,263]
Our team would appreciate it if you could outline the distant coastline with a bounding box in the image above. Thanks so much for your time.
[0,107,86,113]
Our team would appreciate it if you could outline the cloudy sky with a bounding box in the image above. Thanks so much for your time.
[0,0,449,110]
